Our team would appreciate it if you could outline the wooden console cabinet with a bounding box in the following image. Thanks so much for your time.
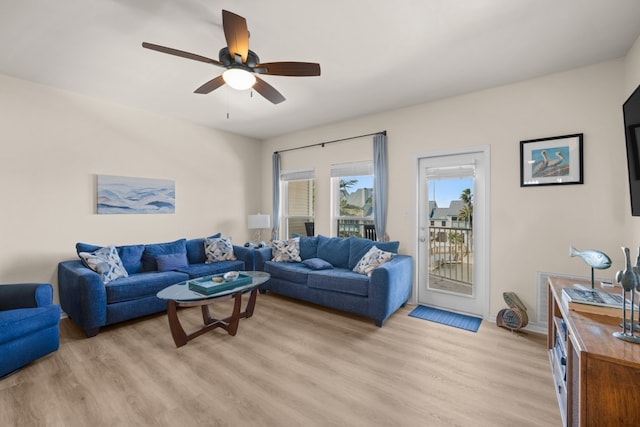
[547,277,640,426]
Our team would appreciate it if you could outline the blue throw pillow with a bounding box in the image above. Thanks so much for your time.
[348,237,400,270]
[156,252,189,272]
[186,233,222,264]
[78,245,129,284]
[141,239,187,272]
[76,242,145,275]
[353,246,396,276]
[205,237,237,262]
[271,238,302,262]
[302,257,333,270]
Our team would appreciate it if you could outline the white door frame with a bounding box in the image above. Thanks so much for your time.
[412,145,491,319]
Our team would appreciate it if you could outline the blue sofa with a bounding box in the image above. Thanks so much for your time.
[58,235,254,337]
[256,235,413,326]
[0,283,60,378]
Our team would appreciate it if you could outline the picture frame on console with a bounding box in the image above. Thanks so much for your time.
[520,133,583,187]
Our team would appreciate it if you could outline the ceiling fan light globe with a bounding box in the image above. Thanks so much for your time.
[223,68,256,90]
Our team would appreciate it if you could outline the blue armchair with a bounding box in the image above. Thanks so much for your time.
[0,283,60,378]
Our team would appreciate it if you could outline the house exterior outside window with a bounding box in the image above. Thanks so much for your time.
[331,161,374,238]
[281,169,315,238]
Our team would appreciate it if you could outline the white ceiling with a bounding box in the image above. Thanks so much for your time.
[1,0,640,140]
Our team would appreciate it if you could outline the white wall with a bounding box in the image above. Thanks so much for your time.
[624,35,640,95]
[261,58,638,325]
[0,74,262,301]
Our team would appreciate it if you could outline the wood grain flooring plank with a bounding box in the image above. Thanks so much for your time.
[0,293,561,426]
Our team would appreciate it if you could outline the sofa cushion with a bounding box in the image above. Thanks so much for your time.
[186,233,222,264]
[348,237,400,270]
[316,236,350,269]
[0,305,61,346]
[105,271,188,304]
[117,245,146,274]
[293,234,319,260]
[78,245,129,284]
[264,261,309,285]
[307,269,370,297]
[353,246,396,276]
[205,237,237,262]
[76,243,145,275]
[272,238,302,262]
[302,258,333,270]
[176,260,245,279]
[156,252,189,272]
[141,239,187,272]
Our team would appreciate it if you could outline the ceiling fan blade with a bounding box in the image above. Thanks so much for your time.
[194,76,226,94]
[142,42,223,66]
[222,10,249,63]
[256,62,321,77]
[253,76,285,104]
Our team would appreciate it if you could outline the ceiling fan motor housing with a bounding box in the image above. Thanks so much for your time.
[218,47,261,69]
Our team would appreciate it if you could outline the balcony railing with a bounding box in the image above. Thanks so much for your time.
[336,219,374,238]
[429,225,473,285]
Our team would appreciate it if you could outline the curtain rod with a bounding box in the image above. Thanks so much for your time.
[274,130,386,154]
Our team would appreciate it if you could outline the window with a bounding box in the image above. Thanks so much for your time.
[331,162,374,238]
[281,169,315,238]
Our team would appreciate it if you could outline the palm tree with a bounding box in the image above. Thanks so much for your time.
[458,188,473,227]
[339,179,357,199]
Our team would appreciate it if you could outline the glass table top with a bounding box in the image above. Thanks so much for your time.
[157,271,270,302]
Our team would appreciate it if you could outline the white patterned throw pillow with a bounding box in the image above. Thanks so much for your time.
[79,245,129,284]
[353,245,395,276]
[271,238,302,262]
[204,237,237,262]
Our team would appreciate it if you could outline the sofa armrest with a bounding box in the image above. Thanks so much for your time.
[232,245,256,271]
[57,260,107,335]
[369,255,414,325]
[254,247,273,271]
[0,283,53,311]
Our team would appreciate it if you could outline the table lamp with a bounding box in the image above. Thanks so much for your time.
[247,213,271,244]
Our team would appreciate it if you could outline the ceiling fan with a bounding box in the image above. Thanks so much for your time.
[142,9,321,104]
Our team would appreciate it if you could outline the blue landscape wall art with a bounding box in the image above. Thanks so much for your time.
[97,175,175,214]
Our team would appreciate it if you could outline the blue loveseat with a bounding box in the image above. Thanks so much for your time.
[256,235,413,326]
[0,283,60,378]
[58,234,254,337]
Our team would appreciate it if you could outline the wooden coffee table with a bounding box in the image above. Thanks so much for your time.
[156,271,270,347]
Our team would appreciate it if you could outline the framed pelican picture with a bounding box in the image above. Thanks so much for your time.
[520,133,583,187]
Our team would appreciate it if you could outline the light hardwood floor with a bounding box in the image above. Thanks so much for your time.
[0,293,561,426]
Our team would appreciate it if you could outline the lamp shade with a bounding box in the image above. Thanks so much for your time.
[248,214,270,229]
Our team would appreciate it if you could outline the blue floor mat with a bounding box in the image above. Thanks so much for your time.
[408,305,482,332]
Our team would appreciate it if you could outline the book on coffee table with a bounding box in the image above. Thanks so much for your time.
[188,273,253,295]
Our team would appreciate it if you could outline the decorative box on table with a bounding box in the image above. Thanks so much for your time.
[188,273,252,295]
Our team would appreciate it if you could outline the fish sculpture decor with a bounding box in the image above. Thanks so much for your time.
[569,245,612,289]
